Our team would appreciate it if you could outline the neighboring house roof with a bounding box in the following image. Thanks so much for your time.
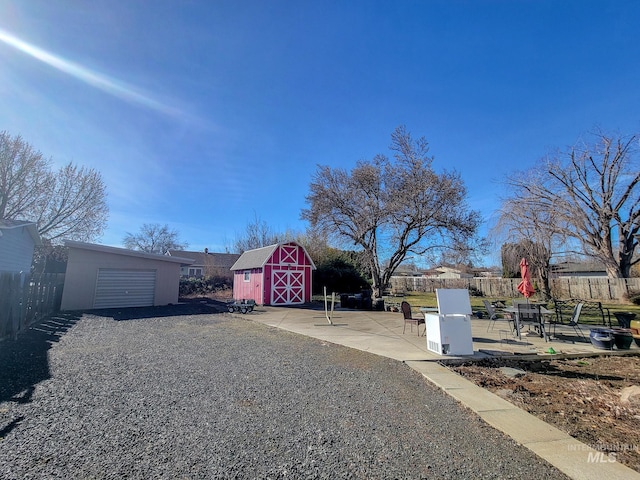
[0,219,42,246]
[551,261,608,276]
[434,266,463,274]
[474,268,502,278]
[434,266,473,277]
[436,271,473,279]
[166,249,240,269]
[230,242,317,271]
[208,252,242,269]
[417,265,473,279]
[65,240,194,265]
[392,264,423,276]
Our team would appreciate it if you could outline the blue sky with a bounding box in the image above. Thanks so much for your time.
[1,0,639,266]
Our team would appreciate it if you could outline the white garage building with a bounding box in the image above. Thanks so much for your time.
[60,241,193,311]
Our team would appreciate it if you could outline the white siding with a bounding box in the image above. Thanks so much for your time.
[0,227,35,272]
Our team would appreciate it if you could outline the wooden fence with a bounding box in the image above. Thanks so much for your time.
[0,273,66,340]
[390,276,640,302]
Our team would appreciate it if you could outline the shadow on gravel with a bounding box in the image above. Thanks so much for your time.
[0,312,81,405]
[0,416,24,438]
[86,298,228,321]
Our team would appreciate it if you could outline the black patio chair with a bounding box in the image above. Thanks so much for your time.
[484,299,513,333]
[551,302,587,342]
[517,303,547,341]
[401,301,425,336]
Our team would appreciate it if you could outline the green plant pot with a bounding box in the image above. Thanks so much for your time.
[612,328,634,350]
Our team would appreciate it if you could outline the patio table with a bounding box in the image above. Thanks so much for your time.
[503,305,553,340]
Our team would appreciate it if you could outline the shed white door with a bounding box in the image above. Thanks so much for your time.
[94,269,156,309]
[271,270,304,305]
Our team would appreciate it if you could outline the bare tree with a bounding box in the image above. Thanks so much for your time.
[123,223,188,254]
[292,227,332,265]
[231,213,293,253]
[436,237,489,271]
[500,243,523,278]
[302,126,480,298]
[503,131,640,278]
[36,163,108,242]
[0,131,108,243]
[500,240,552,298]
[493,184,568,298]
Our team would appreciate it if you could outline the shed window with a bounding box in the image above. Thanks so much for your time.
[243,271,251,282]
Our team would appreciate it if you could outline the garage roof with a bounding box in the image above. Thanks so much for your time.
[65,240,194,265]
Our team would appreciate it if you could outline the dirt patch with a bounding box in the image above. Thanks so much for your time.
[447,354,640,472]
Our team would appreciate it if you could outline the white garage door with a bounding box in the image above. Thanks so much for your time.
[271,270,304,305]
[94,269,156,309]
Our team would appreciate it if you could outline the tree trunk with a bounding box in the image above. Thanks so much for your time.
[605,264,623,278]
[540,272,552,301]
[370,267,383,299]
[618,231,635,278]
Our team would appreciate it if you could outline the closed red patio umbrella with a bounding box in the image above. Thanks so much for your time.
[517,258,535,298]
[514,258,536,339]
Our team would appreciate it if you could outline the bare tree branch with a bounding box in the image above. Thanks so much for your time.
[123,223,188,255]
[302,126,480,297]
[500,131,640,278]
[231,212,294,254]
[0,131,108,243]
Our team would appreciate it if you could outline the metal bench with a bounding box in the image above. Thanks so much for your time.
[383,295,405,312]
[553,299,611,327]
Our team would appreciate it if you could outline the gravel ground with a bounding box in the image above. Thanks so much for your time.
[0,305,569,479]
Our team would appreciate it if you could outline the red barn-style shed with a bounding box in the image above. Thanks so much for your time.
[230,242,316,306]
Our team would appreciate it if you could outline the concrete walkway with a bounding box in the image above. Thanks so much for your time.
[240,304,640,480]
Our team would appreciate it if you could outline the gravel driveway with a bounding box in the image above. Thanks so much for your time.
[0,305,568,479]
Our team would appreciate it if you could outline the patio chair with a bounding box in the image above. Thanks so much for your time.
[484,300,513,333]
[517,303,547,341]
[551,303,587,342]
[401,301,425,336]
[553,299,575,324]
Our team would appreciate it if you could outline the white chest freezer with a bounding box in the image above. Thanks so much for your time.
[424,289,474,356]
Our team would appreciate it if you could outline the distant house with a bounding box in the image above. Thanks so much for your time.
[550,261,608,278]
[61,241,193,310]
[392,264,423,277]
[230,241,316,306]
[0,219,42,273]
[473,267,502,278]
[167,249,240,278]
[426,266,473,279]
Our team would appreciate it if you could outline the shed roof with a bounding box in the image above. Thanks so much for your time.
[65,240,194,265]
[231,244,279,271]
[230,242,316,271]
[0,219,42,246]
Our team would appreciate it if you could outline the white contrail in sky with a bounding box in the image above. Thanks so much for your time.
[0,28,182,118]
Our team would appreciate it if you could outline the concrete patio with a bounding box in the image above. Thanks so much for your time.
[238,303,640,480]
[247,303,628,362]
